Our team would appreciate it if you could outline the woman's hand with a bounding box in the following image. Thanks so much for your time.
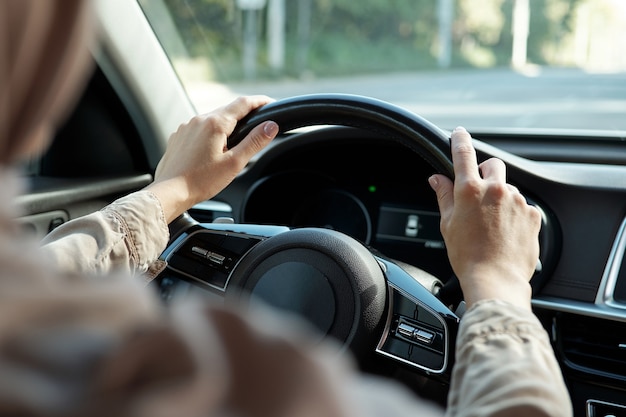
[428,127,542,310]
[145,96,279,223]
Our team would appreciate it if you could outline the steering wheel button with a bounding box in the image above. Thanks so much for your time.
[396,318,435,345]
[191,246,226,265]
[191,246,209,257]
[397,322,417,339]
[414,328,435,344]
[207,251,226,265]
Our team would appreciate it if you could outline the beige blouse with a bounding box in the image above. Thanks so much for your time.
[0,172,572,417]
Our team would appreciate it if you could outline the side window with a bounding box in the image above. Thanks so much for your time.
[39,66,150,178]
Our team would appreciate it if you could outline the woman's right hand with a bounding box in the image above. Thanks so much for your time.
[428,127,542,310]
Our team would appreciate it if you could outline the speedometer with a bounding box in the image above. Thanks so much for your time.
[292,189,372,244]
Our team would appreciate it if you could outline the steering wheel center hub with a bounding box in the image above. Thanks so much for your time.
[226,227,387,354]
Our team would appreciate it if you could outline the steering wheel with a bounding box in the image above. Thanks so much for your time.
[157,94,460,381]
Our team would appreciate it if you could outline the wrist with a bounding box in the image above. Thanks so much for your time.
[459,269,533,311]
[144,179,192,223]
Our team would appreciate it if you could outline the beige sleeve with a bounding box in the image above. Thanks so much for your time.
[40,190,169,279]
[22,185,571,416]
[445,300,572,417]
[0,254,570,417]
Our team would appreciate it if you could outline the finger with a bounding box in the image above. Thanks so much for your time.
[229,120,279,163]
[506,184,520,194]
[428,174,454,219]
[450,126,480,181]
[221,95,275,120]
[478,158,506,182]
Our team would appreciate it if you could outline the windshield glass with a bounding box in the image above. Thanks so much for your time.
[139,0,626,133]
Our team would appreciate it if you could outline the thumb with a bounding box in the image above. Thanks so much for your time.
[428,174,454,218]
[230,120,279,162]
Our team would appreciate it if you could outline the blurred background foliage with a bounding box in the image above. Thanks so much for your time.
[142,0,624,82]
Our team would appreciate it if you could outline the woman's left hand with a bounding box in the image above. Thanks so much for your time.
[145,95,279,223]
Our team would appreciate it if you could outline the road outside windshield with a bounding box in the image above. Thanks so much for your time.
[141,0,626,132]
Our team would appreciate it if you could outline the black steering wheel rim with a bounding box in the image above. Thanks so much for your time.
[229,93,454,179]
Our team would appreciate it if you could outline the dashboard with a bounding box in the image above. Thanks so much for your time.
[181,123,626,415]
[217,126,561,296]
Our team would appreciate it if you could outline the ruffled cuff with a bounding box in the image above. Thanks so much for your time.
[102,190,169,275]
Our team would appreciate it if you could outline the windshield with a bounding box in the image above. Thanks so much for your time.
[139,0,626,133]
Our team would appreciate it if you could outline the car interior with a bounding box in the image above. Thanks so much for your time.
[16,1,626,416]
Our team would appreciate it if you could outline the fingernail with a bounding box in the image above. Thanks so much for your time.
[428,175,439,189]
[263,121,279,137]
[453,126,466,133]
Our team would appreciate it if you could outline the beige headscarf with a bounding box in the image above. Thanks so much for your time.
[0,0,94,164]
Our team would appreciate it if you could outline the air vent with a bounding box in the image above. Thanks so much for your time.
[558,313,626,382]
